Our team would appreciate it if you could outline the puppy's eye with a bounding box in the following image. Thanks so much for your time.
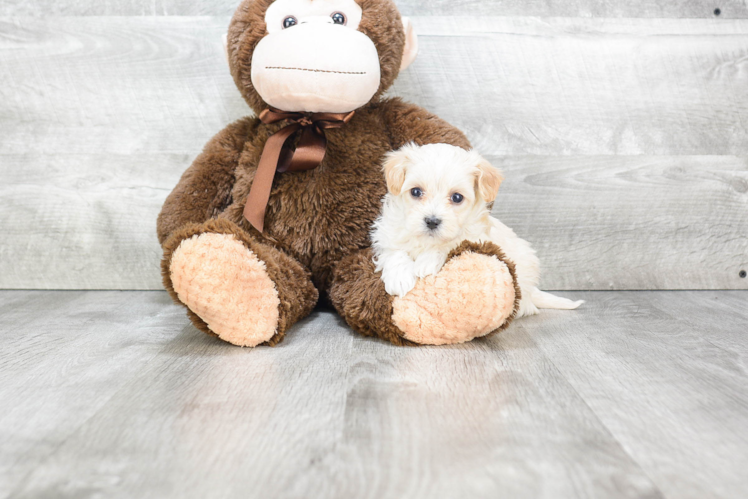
[451,193,464,204]
[283,16,298,29]
[410,187,424,198]
[331,12,347,25]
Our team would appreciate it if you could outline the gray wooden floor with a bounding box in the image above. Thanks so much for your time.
[1,291,746,498]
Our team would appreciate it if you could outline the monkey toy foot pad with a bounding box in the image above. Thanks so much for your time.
[169,232,280,347]
[393,249,518,345]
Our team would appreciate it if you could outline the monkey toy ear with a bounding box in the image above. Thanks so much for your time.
[223,33,229,65]
[400,17,419,71]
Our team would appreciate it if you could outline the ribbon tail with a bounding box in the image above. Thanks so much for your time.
[287,126,328,172]
[243,124,299,232]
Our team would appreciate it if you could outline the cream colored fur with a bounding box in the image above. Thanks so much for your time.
[399,17,418,71]
[372,143,583,318]
[251,22,380,113]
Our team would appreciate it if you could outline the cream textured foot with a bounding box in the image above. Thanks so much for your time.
[392,252,516,345]
[170,233,280,347]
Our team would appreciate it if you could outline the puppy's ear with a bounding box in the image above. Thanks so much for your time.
[475,157,504,203]
[382,150,409,195]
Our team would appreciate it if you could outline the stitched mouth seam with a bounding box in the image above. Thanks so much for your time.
[266,66,366,75]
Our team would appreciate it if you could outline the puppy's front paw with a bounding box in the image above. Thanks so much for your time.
[413,251,447,278]
[382,268,417,297]
[376,250,418,297]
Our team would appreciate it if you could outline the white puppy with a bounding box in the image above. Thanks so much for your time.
[371,143,583,318]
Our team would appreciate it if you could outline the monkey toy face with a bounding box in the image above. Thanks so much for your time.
[253,0,380,113]
[227,0,418,114]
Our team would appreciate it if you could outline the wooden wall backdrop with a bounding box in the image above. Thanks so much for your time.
[1,1,747,290]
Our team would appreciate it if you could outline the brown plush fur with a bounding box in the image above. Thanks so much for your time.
[157,0,518,346]
[328,247,418,347]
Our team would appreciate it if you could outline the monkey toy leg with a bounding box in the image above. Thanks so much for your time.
[329,241,521,346]
[161,218,318,347]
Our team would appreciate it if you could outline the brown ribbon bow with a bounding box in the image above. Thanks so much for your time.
[243,107,355,232]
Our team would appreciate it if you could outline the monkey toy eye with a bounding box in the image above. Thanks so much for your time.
[331,12,347,25]
[410,187,424,198]
[282,16,298,29]
[451,193,464,204]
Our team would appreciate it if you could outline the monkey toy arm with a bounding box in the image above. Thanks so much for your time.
[156,118,255,245]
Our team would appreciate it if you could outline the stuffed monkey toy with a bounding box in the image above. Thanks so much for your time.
[157,0,521,347]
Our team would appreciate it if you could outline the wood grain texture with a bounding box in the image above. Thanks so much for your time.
[395,16,748,156]
[0,17,243,290]
[0,18,248,156]
[1,16,747,290]
[0,154,184,289]
[4,17,748,156]
[0,291,184,496]
[3,154,745,290]
[520,291,748,498]
[2,0,747,18]
[491,155,748,290]
[0,290,656,498]
[2,290,747,497]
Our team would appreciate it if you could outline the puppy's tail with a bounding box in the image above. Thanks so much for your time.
[531,288,584,310]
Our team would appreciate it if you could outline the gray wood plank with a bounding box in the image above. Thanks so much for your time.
[3,17,748,156]
[520,290,748,498]
[2,154,745,291]
[395,17,748,156]
[291,331,658,498]
[0,154,182,290]
[396,0,748,18]
[0,18,248,156]
[491,155,748,291]
[2,16,748,290]
[2,0,747,18]
[1,291,664,498]
[0,291,186,497]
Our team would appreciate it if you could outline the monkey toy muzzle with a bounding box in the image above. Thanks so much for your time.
[251,21,382,114]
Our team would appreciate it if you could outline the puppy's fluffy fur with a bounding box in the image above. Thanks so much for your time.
[371,143,583,318]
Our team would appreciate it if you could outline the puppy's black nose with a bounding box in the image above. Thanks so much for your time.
[425,216,442,230]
